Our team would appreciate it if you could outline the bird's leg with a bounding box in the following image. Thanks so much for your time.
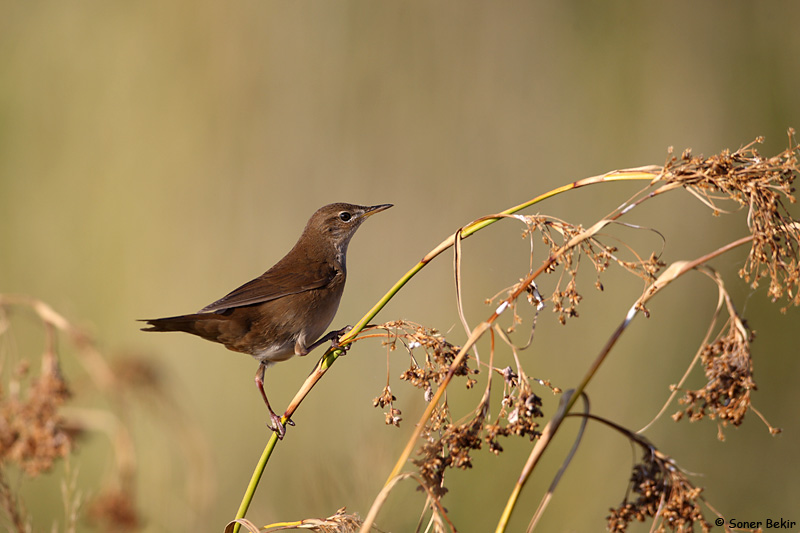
[305,325,354,355]
[255,362,293,439]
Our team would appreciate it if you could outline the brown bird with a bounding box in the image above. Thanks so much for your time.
[141,202,392,438]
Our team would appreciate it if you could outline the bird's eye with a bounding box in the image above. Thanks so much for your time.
[339,211,352,222]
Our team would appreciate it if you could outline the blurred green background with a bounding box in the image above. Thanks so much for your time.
[2,2,799,532]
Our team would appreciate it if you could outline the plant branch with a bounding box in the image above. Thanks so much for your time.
[233,170,658,530]
[495,236,754,531]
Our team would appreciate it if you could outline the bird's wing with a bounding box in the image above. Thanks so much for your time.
[198,262,341,313]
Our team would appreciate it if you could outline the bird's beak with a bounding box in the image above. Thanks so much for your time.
[361,204,393,219]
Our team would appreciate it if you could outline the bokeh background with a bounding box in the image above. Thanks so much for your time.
[2,2,799,532]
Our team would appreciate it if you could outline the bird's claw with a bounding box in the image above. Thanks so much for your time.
[331,325,353,354]
[268,412,293,439]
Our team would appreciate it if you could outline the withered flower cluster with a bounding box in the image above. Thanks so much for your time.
[0,297,149,532]
[0,361,72,476]
[371,320,479,429]
[369,321,547,498]
[395,322,477,389]
[414,408,484,498]
[372,320,478,412]
[517,216,663,325]
[673,317,758,436]
[664,133,800,311]
[484,367,543,454]
[528,216,614,324]
[608,446,711,533]
[412,382,545,498]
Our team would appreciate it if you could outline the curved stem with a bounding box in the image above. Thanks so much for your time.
[233,170,658,531]
[495,235,754,531]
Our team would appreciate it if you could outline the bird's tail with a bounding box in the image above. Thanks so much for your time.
[139,314,206,334]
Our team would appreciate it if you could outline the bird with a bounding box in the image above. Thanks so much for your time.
[141,202,392,438]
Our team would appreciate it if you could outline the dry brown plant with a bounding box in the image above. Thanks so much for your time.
[4,131,796,533]
[348,132,797,533]
[0,295,213,532]
[228,132,796,533]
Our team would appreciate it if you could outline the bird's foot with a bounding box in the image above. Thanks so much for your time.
[268,412,294,440]
[305,326,355,356]
[331,325,353,354]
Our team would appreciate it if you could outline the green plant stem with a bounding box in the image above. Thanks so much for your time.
[232,435,279,533]
[343,170,653,348]
[232,169,657,531]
